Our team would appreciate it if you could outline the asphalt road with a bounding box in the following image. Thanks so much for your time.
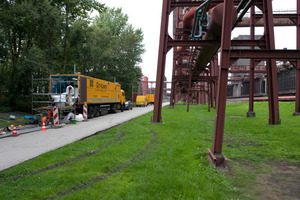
[0,103,169,172]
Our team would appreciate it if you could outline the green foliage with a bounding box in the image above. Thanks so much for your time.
[87,8,144,96]
[0,1,144,111]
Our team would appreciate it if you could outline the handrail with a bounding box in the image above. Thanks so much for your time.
[190,0,212,39]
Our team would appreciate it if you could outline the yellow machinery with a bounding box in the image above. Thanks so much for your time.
[49,74,126,118]
[145,94,154,105]
[136,95,148,107]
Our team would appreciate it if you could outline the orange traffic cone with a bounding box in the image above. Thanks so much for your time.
[12,124,18,136]
[41,122,46,131]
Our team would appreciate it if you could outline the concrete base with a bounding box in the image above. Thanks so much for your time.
[247,112,256,117]
[169,106,174,109]
[293,112,300,116]
[207,148,228,171]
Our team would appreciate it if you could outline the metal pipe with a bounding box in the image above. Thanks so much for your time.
[190,0,212,39]
[177,7,197,65]
[193,3,237,76]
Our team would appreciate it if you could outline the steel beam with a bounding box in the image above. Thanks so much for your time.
[207,0,233,169]
[294,0,300,116]
[169,7,180,109]
[170,0,241,9]
[230,50,300,59]
[153,0,171,123]
[247,5,256,118]
[168,39,266,47]
[173,76,217,82]
[263,0,280,125]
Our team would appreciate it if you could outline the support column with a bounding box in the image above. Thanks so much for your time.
[207,0,234,168]
[263,0,280,124]
[247,5,256,117]
[187,72,192,112]
[294,0,300,116]
[169,56,176,109]
[210,60,215,108]
[153,0,171,123]
[214,55,219,107]
[170,7,180,109]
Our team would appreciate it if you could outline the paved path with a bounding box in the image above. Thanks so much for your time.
[0,103,169,171]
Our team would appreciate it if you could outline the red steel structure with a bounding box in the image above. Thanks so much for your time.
[153,0,300,168]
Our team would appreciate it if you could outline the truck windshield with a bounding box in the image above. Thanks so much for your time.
[50,76,78,94]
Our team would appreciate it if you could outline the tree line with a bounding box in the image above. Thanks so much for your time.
[0,0,144,111]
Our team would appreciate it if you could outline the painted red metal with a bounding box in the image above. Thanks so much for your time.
[294,0,300,116]
[237,15,297,27]
[229,49,300,59]
[193,3,237,76]
[247,5,256,118]
[208,0,235,168]
[262,0,280,125]
[153,0,171,123]
[170,7,181,109]
[168,39,266,47]
[155,0,298,169]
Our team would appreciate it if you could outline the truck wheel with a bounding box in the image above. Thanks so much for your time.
[88,106,94,118]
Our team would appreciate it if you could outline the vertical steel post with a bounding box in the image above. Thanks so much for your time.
[207,71,211,112]
[210,60,215,108]
[170,56,176,109]
[294,0,300,116]
[263,0,280,124]
[187,72,192,112]
[170,7,180,109]
[153,0,171,123]
[247,5,256,117]
[207,0,233,168]
[214,55,219,107]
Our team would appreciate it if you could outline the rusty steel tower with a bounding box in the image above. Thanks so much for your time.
[153,0,300,168]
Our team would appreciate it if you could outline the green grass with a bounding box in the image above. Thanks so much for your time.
[0,102,299,199]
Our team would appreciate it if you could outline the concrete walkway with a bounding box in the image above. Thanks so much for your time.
[0,103,169,171]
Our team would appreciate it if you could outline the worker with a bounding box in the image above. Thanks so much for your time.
[66,85,75,106]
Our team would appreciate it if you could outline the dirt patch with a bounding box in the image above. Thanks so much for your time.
[255,162,300,200]
[224,138,263,148]
[229,159,300,200]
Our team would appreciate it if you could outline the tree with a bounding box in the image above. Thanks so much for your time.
[50,0,105,73]
[88,8,145,96]
[0,0,63,107]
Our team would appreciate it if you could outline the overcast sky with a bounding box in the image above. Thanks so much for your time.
[98,0,297,82]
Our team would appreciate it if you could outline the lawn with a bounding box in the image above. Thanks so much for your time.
[0,101,299,199]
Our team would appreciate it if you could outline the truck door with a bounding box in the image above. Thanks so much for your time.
[80,76,87,104]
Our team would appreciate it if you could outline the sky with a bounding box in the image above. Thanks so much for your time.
[97,0,297,82]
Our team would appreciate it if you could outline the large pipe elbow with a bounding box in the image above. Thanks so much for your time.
[193,3,237,75]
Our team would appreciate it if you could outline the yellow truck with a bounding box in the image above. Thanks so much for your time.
[136,95,148,107]
[145,94,154,105]
[49,74,126,118]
